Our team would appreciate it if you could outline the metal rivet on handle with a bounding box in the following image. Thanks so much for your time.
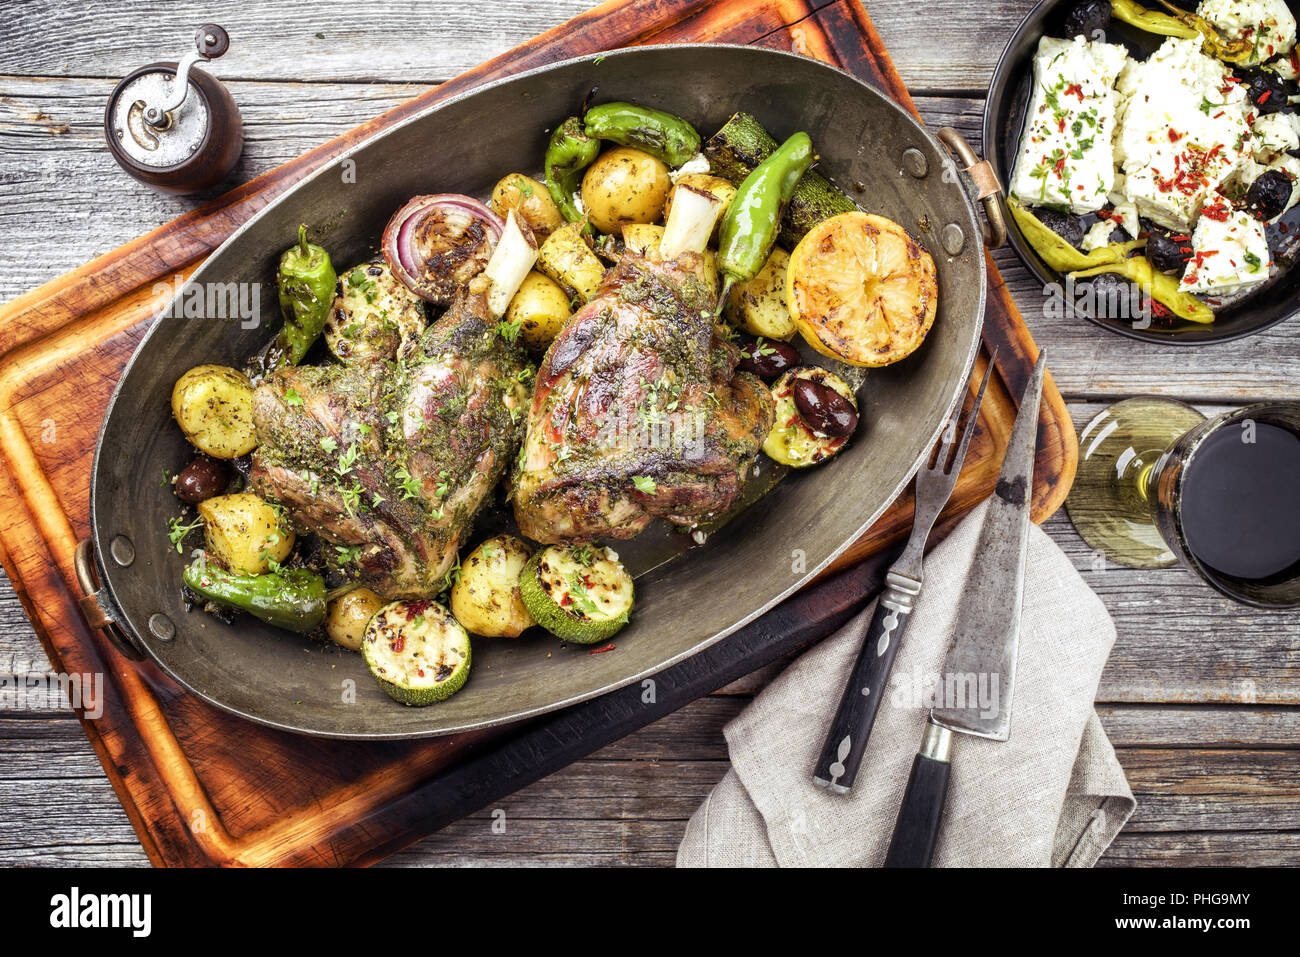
[109,535,135,567]
[148,613,175,642]
[902,148,928,178]
[941,223,966,255]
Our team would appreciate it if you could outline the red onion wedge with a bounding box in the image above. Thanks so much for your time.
[381,194,505,305]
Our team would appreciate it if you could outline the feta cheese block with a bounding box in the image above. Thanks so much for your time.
[1010,35,1129,213]
[1114,37,1255,231]
[1197,0,1297,65]
[1252,111,1300,162]
[1179,201,1271,295]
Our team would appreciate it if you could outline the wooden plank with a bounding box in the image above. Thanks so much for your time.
[1099,831,1300,866]
[0,0,1033,92]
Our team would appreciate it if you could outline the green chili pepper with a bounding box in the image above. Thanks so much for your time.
[715,132,815,309]
[583,102,701,168]
[275,224,337,366]
[545,116,601,223]
[1009,199,1146,272]
[183,559,327,633]
[1111,0,1253,63]
[1070,258,1215,324]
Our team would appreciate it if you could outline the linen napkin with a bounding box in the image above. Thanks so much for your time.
[677,500,1135,867]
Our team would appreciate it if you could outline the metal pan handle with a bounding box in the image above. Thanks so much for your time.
[936,126,1006,250]
[73,538,145,661]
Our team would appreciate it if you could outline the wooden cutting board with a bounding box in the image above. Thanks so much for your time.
[0,0,1076,866]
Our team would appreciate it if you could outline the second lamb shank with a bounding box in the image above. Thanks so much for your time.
[513,248,775,543]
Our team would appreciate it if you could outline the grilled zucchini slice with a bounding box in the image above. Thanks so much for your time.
[762,367,857,468]
[362,600,471,706]
[519,545,634,644]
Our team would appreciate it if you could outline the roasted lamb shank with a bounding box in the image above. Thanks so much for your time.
[513,249,775,543]
[250,277,530,598]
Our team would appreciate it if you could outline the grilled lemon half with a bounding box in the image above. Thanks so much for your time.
[786,211,938,368]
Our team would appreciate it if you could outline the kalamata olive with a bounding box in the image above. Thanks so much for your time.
[1084,271,1142,319]
[1241,69,1288,112]
[1145,232,1194,274]
[1062,0,1111,39]
[175,455,230,504]
[737,337,800,379]
[792,377,858,438]
[1246,168,1294,221]
[1034,208,1085,249]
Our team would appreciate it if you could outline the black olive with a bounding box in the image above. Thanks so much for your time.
[792,377,858,438]
[1083,272,1142,320]
[1145,232,1194,274]
[1246,168,1294,220]
[737,338,800,379]
[1062,0,1111,39]
[1241,69,1288,112]
[175,455,230,504]
[1034,207,1085,248]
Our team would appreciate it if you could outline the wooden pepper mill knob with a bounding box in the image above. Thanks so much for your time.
[104,24,243,195]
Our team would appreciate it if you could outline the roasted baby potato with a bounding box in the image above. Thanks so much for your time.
[663,173,737,236]
[491,173,564,240]
[620,223,719,291]
[325,586,386,652]
[537,221,606,303]
[581,147,671,235]
[450,535,535,638]
[507,271,572,353]
[725,247,795,341]
[323,260,426,363]
[197,492,294,575]
[171,364,257,459]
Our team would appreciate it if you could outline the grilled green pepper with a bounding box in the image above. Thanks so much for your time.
[1070,258,1216,324]
[704,112,856,248]
[183,559,327,633]
[275,224,336,366]
[716,131,815,308]
[545,116,601,223]
[1111,0,1253,63]
[1009,199,1146,272]
[583,102,701,168]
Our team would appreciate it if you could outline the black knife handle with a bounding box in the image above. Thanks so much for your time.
[884,722,953,868]
[812,571,921,793]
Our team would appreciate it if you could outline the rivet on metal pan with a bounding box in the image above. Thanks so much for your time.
[902,148,928,178]
[148,614,176,641]
[941,223,966,256]
[109,535,136,567]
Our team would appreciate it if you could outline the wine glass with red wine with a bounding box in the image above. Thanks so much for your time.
[1067,400,1300,607]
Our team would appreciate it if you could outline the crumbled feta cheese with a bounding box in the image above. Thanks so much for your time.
[1081,219,1119,251]
[1252,111,1300,162]
[1010,35,1129,213]
[669,153,711,183]
[1197,0,1297,65]
[1106,189,1142,239]
[1179,203,1271,295]
[1114,37,1255,230]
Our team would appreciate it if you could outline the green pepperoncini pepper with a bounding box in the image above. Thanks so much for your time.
[1111,0,1254,63]
[715,131,815,309]
[183,559,327,633]
[545,116,601,223]
[583,102,702,168]
[275,224,336,366]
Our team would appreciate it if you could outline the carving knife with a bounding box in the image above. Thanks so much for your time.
[883,349,1047,868]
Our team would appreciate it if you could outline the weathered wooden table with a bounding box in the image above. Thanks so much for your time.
[1,0,1296,867]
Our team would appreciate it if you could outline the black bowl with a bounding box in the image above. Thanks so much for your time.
[984,0,1300,343]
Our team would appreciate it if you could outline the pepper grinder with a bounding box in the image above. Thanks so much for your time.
[104,24,243,195]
